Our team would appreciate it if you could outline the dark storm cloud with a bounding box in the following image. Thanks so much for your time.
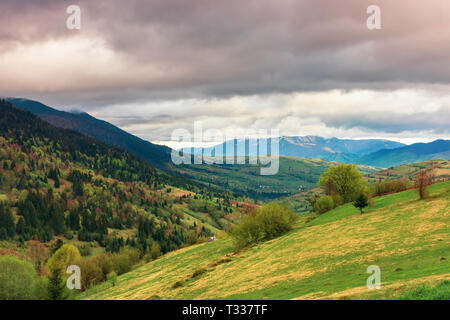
[1,0,449,141]
[3,0,450,102]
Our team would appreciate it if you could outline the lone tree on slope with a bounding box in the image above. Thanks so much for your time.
[353,193,369,214]
[414,168,435,200]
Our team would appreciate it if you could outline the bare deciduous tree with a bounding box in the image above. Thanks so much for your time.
[414,167,435,200]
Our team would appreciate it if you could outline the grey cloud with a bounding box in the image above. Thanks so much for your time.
[319,108,450,134]
[2,0,450,106]
[1,0,449,143]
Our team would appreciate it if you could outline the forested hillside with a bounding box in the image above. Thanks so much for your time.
[0,100,236,254]
[6,98,172,169]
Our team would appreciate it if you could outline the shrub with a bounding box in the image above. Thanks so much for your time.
[112,247,139,275]
[314,195,334,214]
[93,253,113,281]
[64,230,74,240]
[208,258,232,268]
[78,258,103,291]
[191,268,207,279]
[46,244,81,274]
[77,244,92,257]
[112,253,132,275]
[374,177,410,196]
[187,230,198,245]
[231,203,297,249]
[306,193,320,212]
[121,247,141,265]
[0,255,44,300]
[149,242,161,260]
[330,193,344,207]
[108,271,118,287]
[172,280,184,289]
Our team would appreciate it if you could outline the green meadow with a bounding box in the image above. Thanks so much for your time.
[79,181,450,300]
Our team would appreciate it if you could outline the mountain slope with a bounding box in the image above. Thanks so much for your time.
[194,136,404,159]
[357,140,450,167]
[0,99,235,252]
[6,98,172,169]
[79,181,450,300]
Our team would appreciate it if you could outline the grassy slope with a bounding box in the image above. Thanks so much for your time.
[284,160,450,213]
[366,160,450,183]
[80,181,450,300]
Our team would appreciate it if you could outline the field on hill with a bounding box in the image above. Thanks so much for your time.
[79,181,450,300]
[366,160,450,183]
[284,160,450,212]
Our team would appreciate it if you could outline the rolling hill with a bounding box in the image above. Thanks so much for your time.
[366,160,450,183]
[284,159,450,212]
[356,140,450,167]
[79,180,450,300]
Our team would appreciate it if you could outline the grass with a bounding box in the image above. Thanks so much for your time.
[397,280,450,300]
[367,160,450,183]
[79,181,449,300]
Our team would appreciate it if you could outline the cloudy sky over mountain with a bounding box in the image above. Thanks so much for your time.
[1,0,449,146]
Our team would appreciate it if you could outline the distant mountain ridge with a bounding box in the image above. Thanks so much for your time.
[279,136,405,157]
[356,139,450,167]
[186,136,404,160]
[186,136,449,167]
[7,98,449,169]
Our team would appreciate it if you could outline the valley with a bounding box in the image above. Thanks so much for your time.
[2,0,449,305]
[0,100,245,261]
[0,98,449,300]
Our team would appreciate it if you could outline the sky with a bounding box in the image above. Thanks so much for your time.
[1,0,450,147]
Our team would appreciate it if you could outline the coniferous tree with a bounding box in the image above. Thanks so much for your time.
[47,268,67,300]
[0,203,15,239]
[353,193,369,214]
